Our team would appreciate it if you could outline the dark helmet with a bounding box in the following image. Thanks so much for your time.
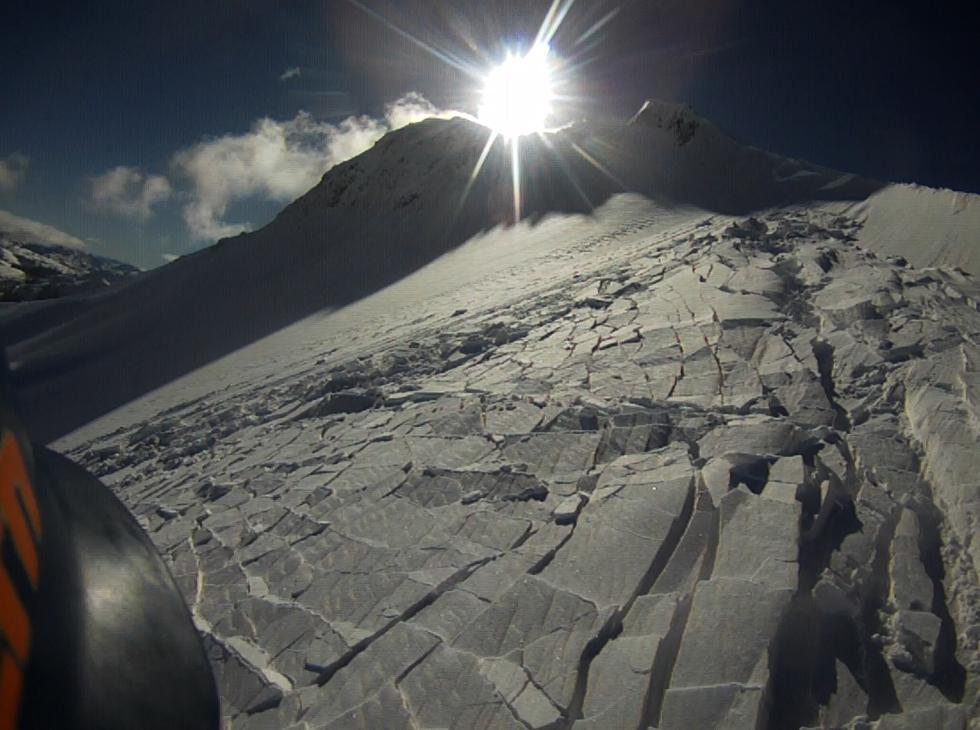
[0,355,219,729]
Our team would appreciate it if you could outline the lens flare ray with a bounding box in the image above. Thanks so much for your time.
[452,129,499,227]
[574,7,621,47]
[511,137,522,223]
[536,132,594,212]
[535,0,577,48]
[569,140,628,191]
[345,0,482,79]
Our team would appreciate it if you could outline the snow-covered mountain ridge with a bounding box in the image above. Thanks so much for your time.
[0,232,139,302]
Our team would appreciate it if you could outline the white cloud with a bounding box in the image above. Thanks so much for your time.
[161,253,180,263]
[171,93,458,241]
[88,166,172,220]
[0,209,86,248]
[320,115,389,166]
[279,66,301,82]
[172,112,379,240]
[0,153,29,191]
[384,91,456,130]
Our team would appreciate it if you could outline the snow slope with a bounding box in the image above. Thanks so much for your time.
[849,184,980,274]
[56,194,706,446]
[5,101,886,442]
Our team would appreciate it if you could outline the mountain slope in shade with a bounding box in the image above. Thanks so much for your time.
[0,233,139,302]
[4,101,889,442]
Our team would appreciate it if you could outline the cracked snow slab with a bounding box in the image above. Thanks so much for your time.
[57,206,980,728]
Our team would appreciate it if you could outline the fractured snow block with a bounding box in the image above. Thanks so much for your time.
[539,446,693,609]
[697,415,805,460]
[660,682,765,730]
[579,593,680,729]
[670,576,794,691]
[715,487,799,591]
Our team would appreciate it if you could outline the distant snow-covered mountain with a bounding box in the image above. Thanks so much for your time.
[0,233,139,302]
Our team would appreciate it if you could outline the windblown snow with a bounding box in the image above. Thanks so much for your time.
[7,101,980,729]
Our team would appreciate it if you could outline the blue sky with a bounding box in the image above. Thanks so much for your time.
[1,0,977,269]
[0,1,353,266]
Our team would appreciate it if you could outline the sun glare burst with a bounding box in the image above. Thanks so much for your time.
[349,0,611,227]
[478,44,554,138]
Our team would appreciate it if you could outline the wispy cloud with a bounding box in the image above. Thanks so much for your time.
[0,153,29,191]
[172,111,384,240]
[0,209,86,248]
[279,66,302,82]
[88,166,172,220]
[384,91,456,131]
[172,92,457,241]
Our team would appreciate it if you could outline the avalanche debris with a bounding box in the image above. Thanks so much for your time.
[63,205,979,728]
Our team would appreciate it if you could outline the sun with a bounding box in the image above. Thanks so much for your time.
[478,43,554,138]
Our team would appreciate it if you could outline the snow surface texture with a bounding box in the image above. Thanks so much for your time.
[57,206,980,729]
[0,233,138,302]
[11,100,980,728]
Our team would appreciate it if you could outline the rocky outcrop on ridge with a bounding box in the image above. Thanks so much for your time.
[63,206,979,729]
